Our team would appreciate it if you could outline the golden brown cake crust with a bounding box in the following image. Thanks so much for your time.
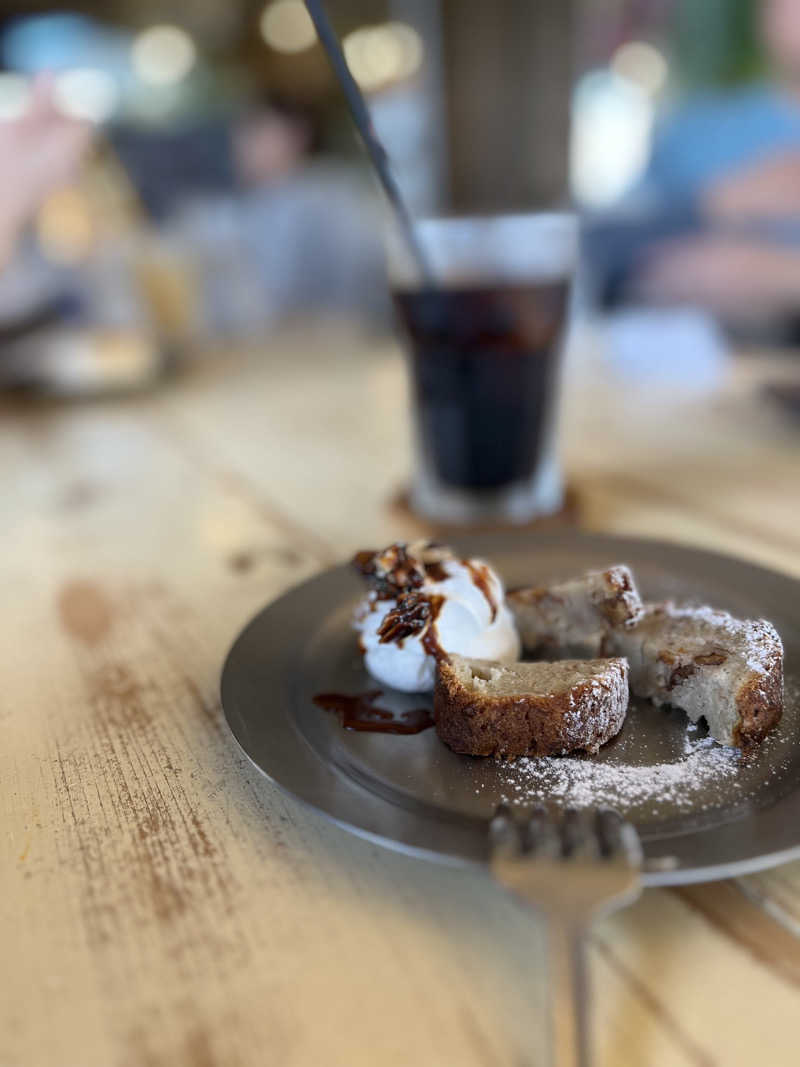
[733,644,784,748]
[434,657,629,758]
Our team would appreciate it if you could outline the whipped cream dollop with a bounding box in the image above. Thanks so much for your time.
[352,541,520,693]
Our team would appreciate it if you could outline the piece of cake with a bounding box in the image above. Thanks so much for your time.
[611,603,783,747]
[434,654,629,757]
[508,565,644,658]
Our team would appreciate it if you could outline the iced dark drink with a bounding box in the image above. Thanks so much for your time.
[395,280,568,492]
[389,214,576,523]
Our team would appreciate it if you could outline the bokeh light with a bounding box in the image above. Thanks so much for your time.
[131,25,196,86]
[54,68,118,123]
[259,1,317,54]
[343,22,423,93]
[570,69,654,208]
[611,41,669,96]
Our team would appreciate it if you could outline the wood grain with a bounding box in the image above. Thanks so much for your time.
[2,325,799,1067]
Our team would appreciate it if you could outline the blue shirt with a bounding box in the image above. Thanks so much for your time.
[646,85,800,200]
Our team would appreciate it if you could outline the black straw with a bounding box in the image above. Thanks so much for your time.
[304,0,435,286]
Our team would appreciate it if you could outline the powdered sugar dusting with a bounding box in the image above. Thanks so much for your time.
[498,731,739,815]
[639,603,782,674]
[496,678,800,822]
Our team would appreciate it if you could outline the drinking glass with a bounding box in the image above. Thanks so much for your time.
[390,213,577,524]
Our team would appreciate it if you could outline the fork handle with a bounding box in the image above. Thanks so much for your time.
[548,920,590,1067]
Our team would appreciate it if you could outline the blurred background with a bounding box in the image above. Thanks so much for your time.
[0,0,799,399]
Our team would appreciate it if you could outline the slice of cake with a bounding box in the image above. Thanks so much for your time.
[612,604,783,748]
[508,565,644,658]
[434,654,629,758]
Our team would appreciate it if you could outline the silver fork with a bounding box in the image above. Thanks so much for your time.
[490,805,643,1067]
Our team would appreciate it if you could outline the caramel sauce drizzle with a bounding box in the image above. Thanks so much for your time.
[313,691,434,734]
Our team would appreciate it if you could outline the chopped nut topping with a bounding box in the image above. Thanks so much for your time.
[423,560,449,582]
[413,540,454,565]
[352,543,426,598]
[353,540,459,598]
[377,592,433,644]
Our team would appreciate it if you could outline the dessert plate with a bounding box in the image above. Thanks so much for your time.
[221,530,800,886]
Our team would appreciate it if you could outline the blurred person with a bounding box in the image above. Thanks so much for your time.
[0,80,166,396]
[0,76,91,268]
[0,75,102,354]
[587,0,800,338]
[167,93,388,338]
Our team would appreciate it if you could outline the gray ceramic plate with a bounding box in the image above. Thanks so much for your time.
[221,531,800,886]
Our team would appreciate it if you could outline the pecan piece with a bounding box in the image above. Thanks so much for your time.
[377,592,433,644]
[351,543,426,598]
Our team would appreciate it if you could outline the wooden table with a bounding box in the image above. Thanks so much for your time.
[3,323,800,1067]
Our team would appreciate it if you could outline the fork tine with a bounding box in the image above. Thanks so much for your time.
[560,809,601,860]
[595,809,622,857]
[596,809,642,866]
[523,806,562,858]
[619,820,643,867]
[489,806,643,1067]
[490,803,521,857]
